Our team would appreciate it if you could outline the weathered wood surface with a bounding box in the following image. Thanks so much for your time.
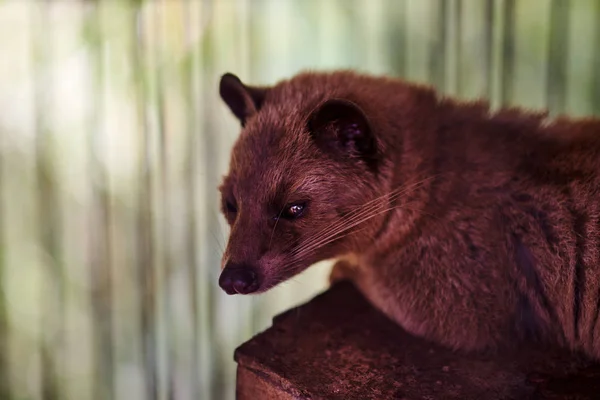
[235,281,600,400]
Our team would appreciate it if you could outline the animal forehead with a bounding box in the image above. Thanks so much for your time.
[231,155,326,209]
[236,112,294,150]
[232,113,311,173]
[226,91,324,202]
[232,133,288,173]
[230,150,293,199]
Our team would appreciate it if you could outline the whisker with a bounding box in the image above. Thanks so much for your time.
[302,205,400,252]
[292,203,414,261]
[284,196,391,257]
[209,228,225,254]
[288,191,397,255]
[269,192,291,250]
[290,177,432,257]
[212,210,228,244]
[278,199,436,276]
[278,207,407,275]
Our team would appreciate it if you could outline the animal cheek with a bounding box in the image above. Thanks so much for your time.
[266,226,300,248]
[250,255,284,289]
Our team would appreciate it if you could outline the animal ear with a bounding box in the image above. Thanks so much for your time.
[219,73,268,126]
[308,99,378,171]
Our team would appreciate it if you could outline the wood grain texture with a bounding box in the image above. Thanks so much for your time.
[236,281,600,400]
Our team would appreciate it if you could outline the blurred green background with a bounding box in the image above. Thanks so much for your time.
[0,0,598,399]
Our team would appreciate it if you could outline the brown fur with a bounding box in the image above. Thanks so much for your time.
[217,70,600,360]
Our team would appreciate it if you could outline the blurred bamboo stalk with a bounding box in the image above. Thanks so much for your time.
[483,0,494,98]
[546,0,569,115]
[183,2,201,399]
[0,96,9,400]
[386,1,407,77]
[593,1,600,115]
[152,1,176,398]
[87,2,115,400]
[500,0,515,107]
[31,2,65,399]
[429,0,448,91]
[132,3,159,399]
[451,0,463,96]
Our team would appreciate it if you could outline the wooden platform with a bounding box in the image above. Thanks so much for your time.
[234,281,600,399]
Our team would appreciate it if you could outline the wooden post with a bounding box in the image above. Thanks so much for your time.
[235,282,600,399]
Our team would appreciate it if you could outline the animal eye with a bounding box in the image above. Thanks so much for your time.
[225,200,237,214]
[280,202,306,220]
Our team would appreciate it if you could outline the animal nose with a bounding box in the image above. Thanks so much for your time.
[218,265,259,295]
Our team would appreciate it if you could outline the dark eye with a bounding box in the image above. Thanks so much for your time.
[280,202,306,220]
[225,200,237,214]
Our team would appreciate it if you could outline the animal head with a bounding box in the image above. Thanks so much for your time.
[216,71,399,295]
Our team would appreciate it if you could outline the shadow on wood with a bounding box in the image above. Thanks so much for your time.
[234,281,600,400]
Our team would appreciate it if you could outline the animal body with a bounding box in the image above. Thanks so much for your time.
[216,70,600,360]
